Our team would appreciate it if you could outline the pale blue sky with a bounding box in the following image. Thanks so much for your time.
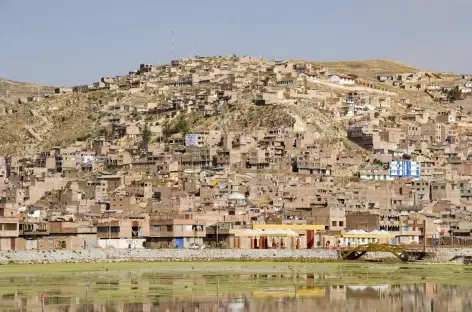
[1,0,471,86]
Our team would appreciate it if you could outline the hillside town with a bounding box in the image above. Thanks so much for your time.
[1,55,472,251]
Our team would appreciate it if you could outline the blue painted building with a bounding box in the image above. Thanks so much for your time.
[389,161,421,180]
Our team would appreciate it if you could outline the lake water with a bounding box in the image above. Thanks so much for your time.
[0,262,472,311]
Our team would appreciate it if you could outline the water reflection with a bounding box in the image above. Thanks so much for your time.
[1,265,472,312]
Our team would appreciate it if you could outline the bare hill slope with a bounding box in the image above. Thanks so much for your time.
[0,78,55,99]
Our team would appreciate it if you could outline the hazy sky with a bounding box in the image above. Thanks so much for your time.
[1,0,471,86]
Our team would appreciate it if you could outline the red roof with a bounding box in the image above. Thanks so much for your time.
[333,74,355,80]
[331,74,355,79]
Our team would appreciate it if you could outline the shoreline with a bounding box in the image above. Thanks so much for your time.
[0,248,470,265]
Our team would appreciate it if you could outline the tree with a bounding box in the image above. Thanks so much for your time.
[162,120,172,139]
[161,117,191,140]
[141,123,152,155]
[447,87,465,103]
[174,118,189,134]
[372,159,383,166]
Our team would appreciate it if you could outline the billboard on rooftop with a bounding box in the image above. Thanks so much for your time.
[389,161,421,178]
[185,134,199,147]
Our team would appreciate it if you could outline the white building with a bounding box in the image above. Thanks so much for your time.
[185,133,206,147]
[298,72,318,81]
[426,83,440,91]
[329,74,355,85]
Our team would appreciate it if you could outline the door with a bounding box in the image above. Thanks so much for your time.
[26,239,38,250]
[175,237,184,248]
[307,230,314,249]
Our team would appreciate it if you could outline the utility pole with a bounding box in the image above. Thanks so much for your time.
[451,217,454,246]
[194,219,197,243]
[107,212,111,249]
[216,220,219,248]
[171,29,175,59]
[422,219,427,252]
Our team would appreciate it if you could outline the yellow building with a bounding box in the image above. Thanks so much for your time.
[230,224,326,249]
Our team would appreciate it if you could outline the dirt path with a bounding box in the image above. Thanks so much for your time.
[309,79,398,96]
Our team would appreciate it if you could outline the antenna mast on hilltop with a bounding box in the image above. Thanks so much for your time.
[171,29,175,59]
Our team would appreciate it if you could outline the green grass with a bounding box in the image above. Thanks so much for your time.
[0,261,467,274]
[0,261,470,282]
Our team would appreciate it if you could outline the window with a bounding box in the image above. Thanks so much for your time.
[332,221,337,227]
[5,223,17,231]
[185,225,193,232]
[175,225,183,232]
[152,225,161,232]
[339,221,344,227]
[97,226,120,233]
[166,225,173,232]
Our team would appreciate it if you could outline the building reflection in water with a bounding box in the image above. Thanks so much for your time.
[0,272,471,312]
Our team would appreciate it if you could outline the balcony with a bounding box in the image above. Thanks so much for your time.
[97,232,122,239]
[21,223,49,236]
[150,224,206,238]
[0,219,19,238]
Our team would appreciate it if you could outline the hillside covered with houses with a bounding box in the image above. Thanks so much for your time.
[0,55,471,251]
